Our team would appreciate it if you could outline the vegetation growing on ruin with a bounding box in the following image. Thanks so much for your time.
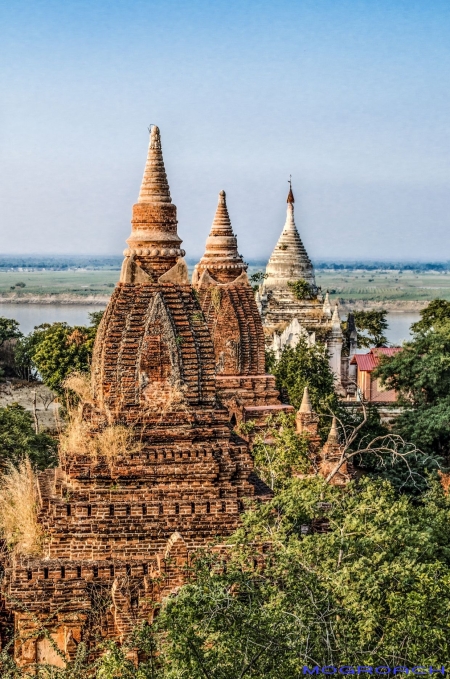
[270,336,337,413]
[287,278,317,300]
[0,458,43,556]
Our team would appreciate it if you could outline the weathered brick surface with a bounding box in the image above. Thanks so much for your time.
[193,190,292,425]
[0,128,270,665]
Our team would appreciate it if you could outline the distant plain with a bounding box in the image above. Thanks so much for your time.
[0,267,449,308]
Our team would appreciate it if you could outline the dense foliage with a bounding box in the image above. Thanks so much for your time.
[343,309,389,348]
[14,311,104,394]
[0,318,22,348]
[271,337,337,413]
[376,299,450,462]
[0,404,57,470]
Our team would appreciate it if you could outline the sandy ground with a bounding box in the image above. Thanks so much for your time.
[0,381,60,432]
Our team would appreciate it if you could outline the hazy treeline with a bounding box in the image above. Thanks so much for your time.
[0,255,449,272]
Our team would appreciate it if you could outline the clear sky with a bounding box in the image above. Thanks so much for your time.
[1,0,449,261]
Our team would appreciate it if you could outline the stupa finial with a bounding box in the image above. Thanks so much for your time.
[299,386,312,414]
[287,176,295,204]
[123,125,184,278]
[138,125,172,205]
[327,416,339,444]
[193,190,247,284]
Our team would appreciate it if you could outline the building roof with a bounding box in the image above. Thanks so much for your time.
[350,347,401,372]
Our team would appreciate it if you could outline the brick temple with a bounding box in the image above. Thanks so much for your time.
[0,126,282,668]
[0,126,346,668]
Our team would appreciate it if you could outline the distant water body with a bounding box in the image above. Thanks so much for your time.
[0,303,420,346]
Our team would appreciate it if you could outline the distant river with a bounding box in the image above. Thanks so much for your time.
[0,303,420,346]
[0,303,107,335]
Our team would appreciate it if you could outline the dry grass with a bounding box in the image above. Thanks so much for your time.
[59,411,95,461]
[0,458,43,556]
[59,407,141,467]
[96,425,139,465]
[62,371,93,403]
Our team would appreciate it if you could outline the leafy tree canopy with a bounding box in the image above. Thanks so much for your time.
[151,476,450,673]
[343,309,389,348]
[411,298,450,333]
[0,403,57,471]
[15,313,103,394]
[271,337,337,414]
[376,300,450,460]
[0,317,22,348]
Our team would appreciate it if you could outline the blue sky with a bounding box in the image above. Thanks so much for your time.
[1,0,449,260]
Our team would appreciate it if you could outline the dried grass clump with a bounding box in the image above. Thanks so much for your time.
[96,425,141,465]
[0,458,42,555]
[143,380,188,416]
[60,411,140,467]
[62,371,93,403]
[59,412,96,461]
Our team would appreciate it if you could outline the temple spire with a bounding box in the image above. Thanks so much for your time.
[264,184,315,289]
[299,386,312,413]
[123,125,184,279]
[326,416,339,445]
[138,125,172,205]
[287,177,294,204]
[331,304,342,331]
[323,292,332,317]
[193,190,247,284]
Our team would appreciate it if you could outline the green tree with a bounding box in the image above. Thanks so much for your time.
[0,318,22,348]
[249,412,310,491]
[376,304,450,461]
[345,309,388,348]
[30,323,95,395]
[0,403,57,470]
[146,476,450,673]
[88,310,105,330]
[272,337,337,414]
[15,314,102,394]
[411,298,450,333]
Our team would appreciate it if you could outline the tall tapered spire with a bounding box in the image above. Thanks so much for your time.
[264,184,315,289]
[124,125,185,278]
[138,125,172,204]
[193,190,247,283]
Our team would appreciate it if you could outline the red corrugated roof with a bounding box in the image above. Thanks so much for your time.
[350,347,401,372]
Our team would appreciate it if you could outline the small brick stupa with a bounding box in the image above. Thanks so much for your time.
[193,190,292,426]
[1,127,266,668]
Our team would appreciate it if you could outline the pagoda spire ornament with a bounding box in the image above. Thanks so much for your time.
[123,125,185,280]
[193,190,247,284]
[263,182,315,290]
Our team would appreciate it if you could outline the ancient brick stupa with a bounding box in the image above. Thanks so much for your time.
[1,127,267,668]
[193,190,292,426]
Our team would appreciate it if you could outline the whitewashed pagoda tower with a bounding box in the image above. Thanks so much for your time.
[259,184,325,333]
[264,183,315,289]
